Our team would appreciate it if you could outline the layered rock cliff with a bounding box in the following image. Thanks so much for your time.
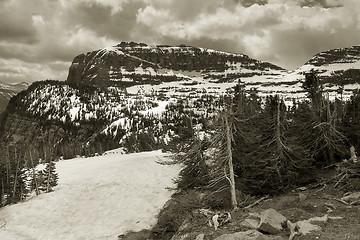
[66,42,284,87]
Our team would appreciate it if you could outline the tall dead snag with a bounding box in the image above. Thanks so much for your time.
[205,109,239,210]
[29,149,40,195]
[224,113,238,210]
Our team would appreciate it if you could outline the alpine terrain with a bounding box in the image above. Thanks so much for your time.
[0,81,29,113]
[0,42,360,240]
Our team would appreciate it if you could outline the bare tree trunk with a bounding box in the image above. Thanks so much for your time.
[29,150,40,195]
[12,153,20,201]
[326,95,335,164]
[225,114,238,210]
[1,178,4,206]
[275,100,284,183]
[46,160,52,193]
[276,100,283,152]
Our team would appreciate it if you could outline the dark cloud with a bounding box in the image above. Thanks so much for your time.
[63,1,146,41]
[299,0,342,8]
[238,0,268,8]
[0,3,38,43]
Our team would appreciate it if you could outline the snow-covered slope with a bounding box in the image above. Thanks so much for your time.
[0,150,180,240]
[280,45,360,100]
[0,81,29,112]
[66,42,286,91]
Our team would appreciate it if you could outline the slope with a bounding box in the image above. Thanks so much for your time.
[0,81,29,113]
[0,150,180,240]
[281,45,360,100]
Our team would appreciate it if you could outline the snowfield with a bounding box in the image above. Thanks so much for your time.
[0,150,181,240]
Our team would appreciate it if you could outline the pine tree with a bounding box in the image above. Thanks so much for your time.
[301,71,347,165]
[242,96,313,194]
[40,160,58,193]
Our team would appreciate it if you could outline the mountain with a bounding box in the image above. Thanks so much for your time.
[67,41,285,87]
[281,45,360,99]
[1,43,360,161]
[0,81,29,112]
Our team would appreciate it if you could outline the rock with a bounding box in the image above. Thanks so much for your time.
[297,187,307,191]
[287,214,333,239]
[195,233,205,240]
[295,220,322,235]
[341,192,360,203]
[240,218,260,229]
[118,230,152,240]
[298,193,307,202]
[214,230,283,240]
[258,209,287,234]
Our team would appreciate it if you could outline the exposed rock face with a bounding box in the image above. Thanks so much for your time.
[66,42,284,87]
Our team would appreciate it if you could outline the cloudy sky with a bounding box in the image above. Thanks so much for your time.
[1,0,359,84]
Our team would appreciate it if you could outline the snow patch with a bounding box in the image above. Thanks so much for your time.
[0,150,180,240]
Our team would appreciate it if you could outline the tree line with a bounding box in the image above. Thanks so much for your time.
[175,71,360,209]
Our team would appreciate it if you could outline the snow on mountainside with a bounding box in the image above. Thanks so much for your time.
[0,81,29,112]
[65,43,360,105]
[0,150,180,240]
[281,45,360,100]
[66,42,290,96]
[6,80,221,154]
[2,43,360,160]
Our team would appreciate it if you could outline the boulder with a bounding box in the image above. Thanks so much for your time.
[258,209,287,234]
[240,218,260,229]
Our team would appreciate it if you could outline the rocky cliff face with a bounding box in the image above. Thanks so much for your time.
[66,42,284,87]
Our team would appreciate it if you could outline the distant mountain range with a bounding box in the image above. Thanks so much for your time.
[1,42,359,159]
[0,81,29,112]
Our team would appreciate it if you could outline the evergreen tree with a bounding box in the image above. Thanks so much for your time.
[342,91,360,151]
[300,71,347,165]
[40,160,58,193]
[242,96,313,194]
